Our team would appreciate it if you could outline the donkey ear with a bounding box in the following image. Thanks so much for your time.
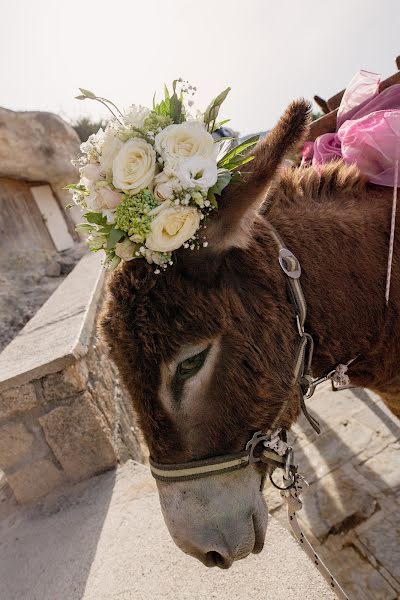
[205,99,311,251]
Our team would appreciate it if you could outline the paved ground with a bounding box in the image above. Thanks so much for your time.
[264,384,400,600]
[0,461,336,600]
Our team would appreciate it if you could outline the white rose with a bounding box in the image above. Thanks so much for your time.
[155,121,216,162]
[146,206,200,252]
[174,156,218,192]
[115,238,136,261]
[153,171,177,201]
[99,127,124,176]
[123,105,150,129]
[112,138,156,193]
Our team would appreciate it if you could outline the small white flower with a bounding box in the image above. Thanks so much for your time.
[123,105,150,129]
[174,156,218,193]
[203,241,208,247]
[204,199,210,207]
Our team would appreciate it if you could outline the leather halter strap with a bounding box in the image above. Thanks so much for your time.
[150,431,297,483]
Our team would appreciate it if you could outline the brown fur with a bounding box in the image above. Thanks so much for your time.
[101,101,400,465]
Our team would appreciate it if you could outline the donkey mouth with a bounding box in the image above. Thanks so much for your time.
[252,511,267,554]
[202,512,267,569]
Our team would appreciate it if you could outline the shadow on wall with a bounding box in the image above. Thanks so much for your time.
[0,469,116,599]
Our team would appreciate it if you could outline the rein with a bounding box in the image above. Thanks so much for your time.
[149,226,353,600]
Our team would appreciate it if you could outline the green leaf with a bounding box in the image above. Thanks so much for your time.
[207,190,218,209]
[75,223,95,232]
[83,211,107,226]
[218,135,259,168]
[64,183,86,191]
[210,169,231,196]
[97,224,113,234]
[170,92,184,124]
[204,87,231,131]
[214,119,231,129]
[79,88,96,99]
[164,84,170,102]
[75,95,87,100]
[106,227,125,250]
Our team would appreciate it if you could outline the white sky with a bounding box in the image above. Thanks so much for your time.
[1,0,399,135]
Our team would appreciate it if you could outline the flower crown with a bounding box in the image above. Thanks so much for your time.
[67,81,258,272]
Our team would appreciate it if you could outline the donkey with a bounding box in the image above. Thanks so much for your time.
[101,99,399,568]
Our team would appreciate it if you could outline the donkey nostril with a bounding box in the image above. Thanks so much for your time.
[206,551,233,569]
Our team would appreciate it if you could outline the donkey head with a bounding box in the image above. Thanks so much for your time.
[101,99,311,568]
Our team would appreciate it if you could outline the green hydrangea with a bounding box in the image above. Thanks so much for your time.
[143,112,173,134]
[115,190,158,240]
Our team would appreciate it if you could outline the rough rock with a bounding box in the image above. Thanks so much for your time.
[0,107,80,185]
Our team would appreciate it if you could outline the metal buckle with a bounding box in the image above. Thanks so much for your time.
[278,248,302,279]
[246,431,269,464]
[269,446,297,490]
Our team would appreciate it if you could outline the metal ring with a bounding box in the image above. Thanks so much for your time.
[269,471,296,491]
[278,249,301,279]
[245,431,269,464]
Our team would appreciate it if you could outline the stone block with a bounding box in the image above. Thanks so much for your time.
[39,392,117,481]
[0,423,35,470]
[298,464,376,541]
[7,459,64,503]
[357,509,400,582]
[41,361,88,405]
[0,383,37,420]
[355,444,400,493]
[294,418,375,483]
[323,546,397,600]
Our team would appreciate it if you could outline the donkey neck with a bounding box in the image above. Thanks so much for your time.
[266,184,396,383]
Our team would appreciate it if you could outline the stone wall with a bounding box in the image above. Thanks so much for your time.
[0,253,144,503]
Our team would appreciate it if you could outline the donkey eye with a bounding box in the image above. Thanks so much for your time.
[177,346,210,380]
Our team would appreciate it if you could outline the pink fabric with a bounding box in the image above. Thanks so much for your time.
[302,70,400,187]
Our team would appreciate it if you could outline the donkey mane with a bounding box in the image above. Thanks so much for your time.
[265,161,367,212]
